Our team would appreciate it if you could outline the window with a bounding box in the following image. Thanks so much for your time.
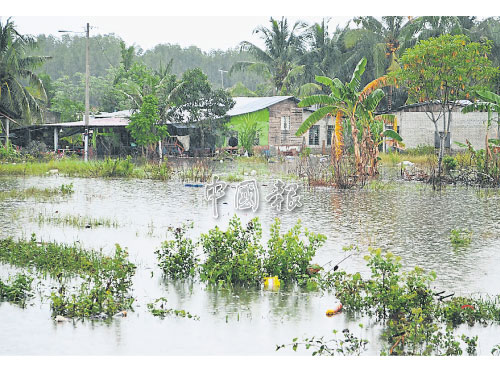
[308,125,320,146]
[327,125,333,146]
[434,131,451,148]
[281,116,290,131]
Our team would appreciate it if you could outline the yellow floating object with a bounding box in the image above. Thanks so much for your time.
[326,303,343,317]
[264,276,280,290]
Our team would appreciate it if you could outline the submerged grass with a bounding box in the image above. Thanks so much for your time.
[0,235,136,319]
[0,183,74,201]
[0,235,106,278]
[33,212,119,229]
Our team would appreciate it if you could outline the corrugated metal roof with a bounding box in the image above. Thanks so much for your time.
[94,109,134,118]
[42,117,130,127]
[226,96,296,117]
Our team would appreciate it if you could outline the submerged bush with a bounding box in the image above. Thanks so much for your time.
[450,229,472,248]
[317,247,499,356]
[50,244,136,319]
[0,273,33,307]
[154,216,327,287]
[155,223,197,278]
[0,184,74,201]
[264,219,326,283]
[199,216,264,286]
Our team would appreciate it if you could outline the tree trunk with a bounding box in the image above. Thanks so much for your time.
[5,119,9,149]
[388,85,393,112]
[350,116,362,175]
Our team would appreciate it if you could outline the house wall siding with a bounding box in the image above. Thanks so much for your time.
[268,99,304,150]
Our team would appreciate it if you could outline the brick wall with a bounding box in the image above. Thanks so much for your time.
[398,111,499,151]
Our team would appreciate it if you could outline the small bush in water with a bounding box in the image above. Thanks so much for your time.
[450,229,472,247]
[316,247,499,355]
[264,218,326,283]
[155,223,198,278]
[0,273,33,307]
[199,216,264,286]
[50,244,136,319]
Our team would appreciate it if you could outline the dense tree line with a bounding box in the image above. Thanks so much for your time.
[3,16,500,127]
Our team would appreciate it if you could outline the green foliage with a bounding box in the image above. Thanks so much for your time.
[397,34,497,105]
[0,273,33,307]
[143,162,173,181]
[199,216,264,286]
[0,142,21,162]
[450,229,472,247]
[155,223,198,278]
[276,325,368,356]
[317,246,500,355]
[127,95,166,148]
[264,218,326,284]
[237,113,264,155]
[231,17,307,94]
[0,18,48,122]
[0,235,112,279]
[33,212,119,229]
[50,244,136,319]
[178,160,213,182]
[443,156,457,172]
[147,297,199,320]
[0,184,73,201]
[95,156,135,178]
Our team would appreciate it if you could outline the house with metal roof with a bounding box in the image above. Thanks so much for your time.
[224,96,331,155]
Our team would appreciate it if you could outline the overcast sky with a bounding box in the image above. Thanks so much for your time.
[8,16,353,52]
[4,1,499,52]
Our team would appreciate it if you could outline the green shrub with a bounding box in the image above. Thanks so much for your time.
[0,273,33,306]
[443,155,457,172]
[450,229,472,247]
[199,216,264,286]
[50,244,136,318]
[155,223,198,278]
[263,219,326,284]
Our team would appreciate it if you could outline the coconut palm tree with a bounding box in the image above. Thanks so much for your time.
[344,16,417,110]
[405,16,478,44]
[230,17,308,95]
[0,17,48,123]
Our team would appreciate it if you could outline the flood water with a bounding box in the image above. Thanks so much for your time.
[1,167,500,355]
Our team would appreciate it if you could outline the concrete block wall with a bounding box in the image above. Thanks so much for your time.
[302,110,331,154]
[398,111,499,151]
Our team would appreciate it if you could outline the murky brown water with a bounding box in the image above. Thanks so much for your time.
[1,168,500,355]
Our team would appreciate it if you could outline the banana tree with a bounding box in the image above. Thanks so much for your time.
[296,57,393,178]
[461,90,500,170]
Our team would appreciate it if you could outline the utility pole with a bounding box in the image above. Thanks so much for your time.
[59,23,90,162]
[219,69,228,89]
[84,23,90,162]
